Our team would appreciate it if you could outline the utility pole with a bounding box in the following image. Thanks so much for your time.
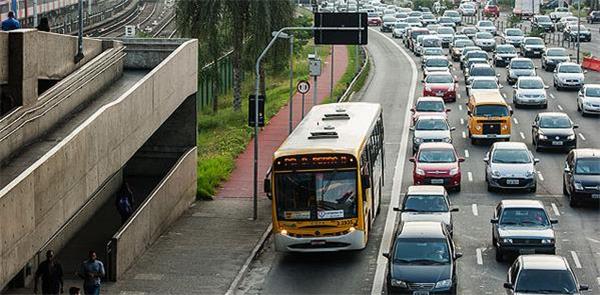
[33,0,38,27]
[75,0,84,63]
[577,0,581,63]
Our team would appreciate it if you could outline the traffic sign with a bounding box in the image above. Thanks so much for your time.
[248,94,265,127]
[297,80,311,94]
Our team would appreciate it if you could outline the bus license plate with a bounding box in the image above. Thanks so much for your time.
[507,179,519,185]
[552,141,563,146]
[311,240,326,246]
[413,292,430,295]
[431,179,444,184]
[592,194,600,199]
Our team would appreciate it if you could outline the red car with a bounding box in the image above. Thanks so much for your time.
[411,96,450,124]
[484,4,499,17]
[410,142,465,191]
[368,13,382,26]
[422,72,458,102]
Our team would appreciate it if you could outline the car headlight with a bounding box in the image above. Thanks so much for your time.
[574,182,584,190]
[449,167,459,175]
[541,239,555,244]
[525,170,536,178]
[435,279,453,289]
[491,170,501,178]
[414,137,423,143]
[416,168,426,175]
[567,134,576,140]
[502,238,513,244]
[539,134,547,140]
[585,101,593,106]
[391,279,408,288]
[526,47,533,51]
[443,137,452,143]
[425,86,432,92]
[516,93,525,99]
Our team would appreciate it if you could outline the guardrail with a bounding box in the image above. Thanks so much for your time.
[339,46,369,102]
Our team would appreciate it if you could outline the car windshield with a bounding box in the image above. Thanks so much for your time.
[547,48,567,56]
[497,46,516,53]
[559,65,582,73]
[423,14,434,19]
[415,118,449,130]
[539,116,571,128]
[275,171,358,221]
[403,195,449,212]
[425,74,453,83]
[396,13,408,18]
[585,87,600,97]
[511,60,534,69]
[476,32,494,39]
[445,11,460,17]
[393,238,451,264]
[383,16,397,22]
[515,270,577,294]
[492,149,531,164]
[471,67,495,76]
[506,29,524,36]
[439,17,453,23]
[525,38,544,45]
[537,16,552,22]
[479,21,494,27]
[424,48,444,55]
[409,12,422,17]
[368,12,378,17]
[423,38,442,47]
[578,26,589,32]
[418,149,457,163]
[474,105,509,117]
[519,79,544,89]
[396,23,409,28]
[462,27,477,33]
[426,59,449,67]
[437,28,454,34]
[472,79,498,89]
[408,17,421,23]
[468,60,487,67]
[500,208,550,226]
[575,158,600,175]
[455,40,474,47]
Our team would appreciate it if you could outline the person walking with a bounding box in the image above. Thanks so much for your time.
[77,250,105,295]
[115,181,134,224]
[1,11,21,31]
[33,250,64,295]
[37,17,50,32]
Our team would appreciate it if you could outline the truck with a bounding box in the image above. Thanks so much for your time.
[513,0,541,18]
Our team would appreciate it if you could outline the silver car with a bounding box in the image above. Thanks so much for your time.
[485,142,539,192]
[506,58,536,85]
[513,76,549,108]
[392,22,409,38]
[394,185,458,235]
[411,115,454,153]
[520,37,546,58]
[553,62,586,90]
[436,26,455,47]
[501,28,525,47]
[577,84,600,115]
[423,56,451,77]
[473,31,496,51]
[476,20,497,35]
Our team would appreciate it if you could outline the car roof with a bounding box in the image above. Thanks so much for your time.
[584,83,600,89]
[519,255,569,270]
[407,185,447,195]
[517,76,543,81]
[524,36,543,40]
[538,111,569,118]
[493,141,528,149]
[471,63,492,68]
[398,221,446,238]
[573,148,600,158]
[511,57,533,62]
[417,96,445,102]
[427,56,448,61]
[500,199,544,209]
[558,62,580,67]
[417,114,448,121]
[418,142,455,150]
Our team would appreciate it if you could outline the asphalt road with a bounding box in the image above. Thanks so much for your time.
[238,23,600,294]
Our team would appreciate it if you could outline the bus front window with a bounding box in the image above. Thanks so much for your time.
[275,171,358,221]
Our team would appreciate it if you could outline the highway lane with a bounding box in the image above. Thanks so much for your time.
[237,29,417,294]
[378,28,600,294]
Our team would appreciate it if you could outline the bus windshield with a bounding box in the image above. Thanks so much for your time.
[275,170,358,220]
[474,105,509,117]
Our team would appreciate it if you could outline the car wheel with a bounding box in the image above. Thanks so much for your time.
[530,185,537,193]
[495,247,503,262]
[569,195,578,207]
[455,185,461,192]
[542,103,548,109]
[563,181,568,195]
[487,182,494,192]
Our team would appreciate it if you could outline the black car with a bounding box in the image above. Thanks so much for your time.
[384,221,461,294]
[564,25,592,42]
[532,112,578,151]
[563,148,600,207]
[587,11,600,23]
[541,47,571,71]
[491,200,557,262]
[504,255,589,294]
[532,15,555,32]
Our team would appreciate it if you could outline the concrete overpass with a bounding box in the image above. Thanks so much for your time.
[0,29,198,290]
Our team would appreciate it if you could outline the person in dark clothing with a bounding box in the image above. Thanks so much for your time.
[115,181,134,224]
[1,11,21,31]
[34,250,64,295]
[37,17,50,32]
[68,287,81,295]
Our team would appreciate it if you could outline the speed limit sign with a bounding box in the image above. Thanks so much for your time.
[297,80,311,94]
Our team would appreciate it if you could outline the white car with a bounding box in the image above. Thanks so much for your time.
[476,20,497,35]
[411,115,454,152]
[422,56,451,77]
[550,6,572,22]
[501,28,525,47]
[485,142,539,192]
[396,186,457,234]
[392,22,410,38]
[577,84,600,115]
[468,76,502,96]
[436,26,455,47]
[473,31,496,51]
[459,3,476,15]
[553,62,585,91]
[421,47,445,64]
[513,76,549,108]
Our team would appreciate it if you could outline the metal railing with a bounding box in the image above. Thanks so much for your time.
[197,51,235,111]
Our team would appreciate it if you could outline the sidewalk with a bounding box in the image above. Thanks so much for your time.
[216,45,349,199]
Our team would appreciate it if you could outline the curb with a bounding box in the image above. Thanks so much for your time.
[225,223,273,295]
[339,46,370,102]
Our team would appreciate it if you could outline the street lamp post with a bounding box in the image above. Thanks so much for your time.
[75,0,85,63]
[272,31,295,134]
[577,0,581,63]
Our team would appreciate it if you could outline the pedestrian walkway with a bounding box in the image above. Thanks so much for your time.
[216,45,349,199]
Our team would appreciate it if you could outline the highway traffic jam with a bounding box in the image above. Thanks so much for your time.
[366,2,600,294]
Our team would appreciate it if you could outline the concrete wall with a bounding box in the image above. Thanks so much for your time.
[0,32,8,84]
[0,39,198,289]
[119,38,188,70]
[111,147,197,280]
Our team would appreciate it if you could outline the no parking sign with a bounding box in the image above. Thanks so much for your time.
[297,80,311,94]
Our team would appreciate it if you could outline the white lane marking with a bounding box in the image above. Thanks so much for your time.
[457,94,461,99]
[465,149,470,158]
[550,93,555,99]
[551,203,560,216]
[558,104,564,111]
[459,104,463,111]
[476,248,483,265]
[462,131,467,138]
[570,251,582,269]
[520,132,525,139]
[513,117,519,124]
[454,75,458,79]
[371,29,419,295]
[502,93,507,99]
[587,237,600,244]
[597,277,600,286]
[579,133,586,141]
[460,118,465,125]
[468,172,473,182]
[472,204,479,216]
[537,171,544,181]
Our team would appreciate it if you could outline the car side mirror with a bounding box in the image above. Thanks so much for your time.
[410,126,415,131]
[544,85,550,89]
[573,124,579,129]
[554,69,558,73]
[584,70,588,74]
[410,107,416,112]
[454,252,463,259]
[510,109,514,116]
[506,65,509,69]
[564,167,571,173]
[550,219,559,224]
[362,175,371,189]
[578,91,583,97]
[569,53,574,57]
[382,252,390,259]
[535,66,538,69]
[446,108,451,112]
[421,79,425,82]
[496,73,501,77]
[534,158,540,164]
[263,178,271,194]
[409,157,416,163]
[467,110,472,116]
[450,127,456,131]
[450,207,460,212]
[512,84,517,89]
[579,284,589,291]
[490,218,498,224]
[459,157,465,162]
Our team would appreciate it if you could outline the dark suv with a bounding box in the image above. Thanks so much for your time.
[383,221,461,294]
[491,200,557,262]
[587,11,600,23]
[504,255,589,294]
[563,148,600,207]
[532,112,578,152]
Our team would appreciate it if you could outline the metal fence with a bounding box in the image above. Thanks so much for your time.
[197,51,235,111]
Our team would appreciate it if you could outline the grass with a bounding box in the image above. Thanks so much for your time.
[196,43,332,199]
[323,45,359,103]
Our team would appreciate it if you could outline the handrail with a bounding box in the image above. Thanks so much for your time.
[339,46,370,102]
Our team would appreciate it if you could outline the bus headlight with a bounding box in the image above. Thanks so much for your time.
[390,279,407,287]
[476,125,482,131]
[502,124,508,130]
[349,226,356,232]
[280,229,288,236]
[541,239,555,244]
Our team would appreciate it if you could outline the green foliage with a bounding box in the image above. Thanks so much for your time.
[507,14,522,27]
[529,27,546,37]
[323,45,358,103]
[412,0,435,10]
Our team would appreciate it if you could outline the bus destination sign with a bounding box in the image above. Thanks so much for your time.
[274,154,356,170]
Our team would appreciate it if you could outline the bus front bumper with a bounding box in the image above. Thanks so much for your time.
[274,230,366,252]
[470,134,511,139]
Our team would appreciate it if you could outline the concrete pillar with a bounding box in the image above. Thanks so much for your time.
[8,29,38,108]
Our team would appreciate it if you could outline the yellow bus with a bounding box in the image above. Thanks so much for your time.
[264,102,384,252]
[466,91,513,144]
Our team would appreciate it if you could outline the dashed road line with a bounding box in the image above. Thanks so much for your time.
[537,171,544,181]
[513,117,519,124]
[520,132,525,139]
[597,277,600,286]
[550,93,555,99]
[476,248,483,265]
[465,149,470,158]
[587,237,600,244]
[557,104,564,111]
[472,204,479,216]
[457,94,461,99]
[570,251,582,268]
[502,93,507,99]
[462,131,467,138]
[459,104,463,111]
[551,203,560,216]
[579,133,586,141]
[468,172,473,182]
[460,118,465,125]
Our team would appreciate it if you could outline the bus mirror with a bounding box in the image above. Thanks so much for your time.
[263,178,271,194]
[361,175,371,189]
